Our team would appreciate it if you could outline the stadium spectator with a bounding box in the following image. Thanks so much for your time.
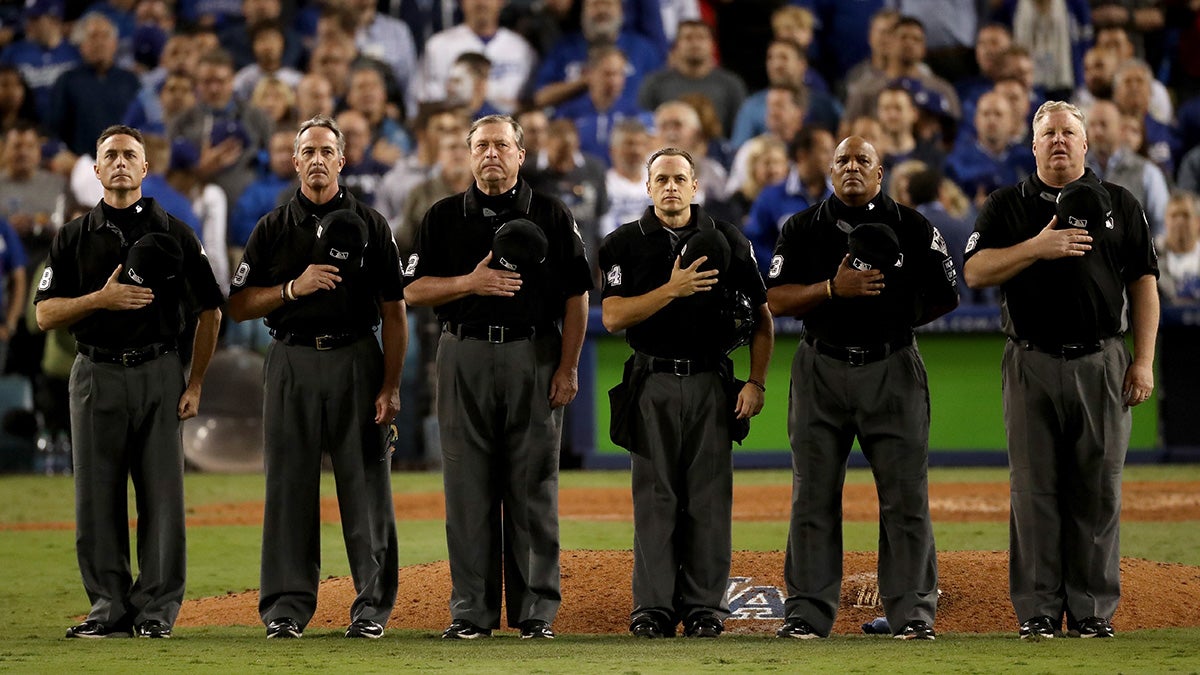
[556,46,653,166]
[377,103,467,231]
[993,76,1036,145]
[1094,25,1174,124]
[139,134,202,233]
[307,33,356,103]
[0,0,79,119]
[842,7,899,97]
[1086,99,1169,237]
[1004,0,1091,99]
[743,127,835,272]
[443,52,501,120]
[160,137,231,295]
[1072,46,1120,112]
[907,166,977,300]
[216,0,302,70]
[799,0,888,84]
[335,109,390,207]
[0,214,27,371]
[725,86,805,198]
[843,16,960,125]
[0,122,64,266]
[348,0,418,97]
[231,20,302,102]
[598,118,652,238]
[1179,145,1200,195]
[731,39,842,149]
[0,67,37,135]
[955,23,1014,109]
[47,13,139,156]
[709,135,788,230]
[653,99,728,205]
[533,0,665,109]
[412,0,535,115]
[637,21,745,137]
[1157,191,1200,305]
[344,63,410,165]
[886,158,928,207]
[944,89,1036,208]
[770,5,829,93]
[886,0,982,84]
[527,117,608,257]
[294,72,335,121]
[228,128,294,253]
[248,75,296,130]
[169,48,271,206]
[1112,58,1179,177]
[398,133,474,247]
[875,85,944,174]
[122,34,196,135]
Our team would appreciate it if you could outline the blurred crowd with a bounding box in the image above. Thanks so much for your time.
[0,0,1199,468]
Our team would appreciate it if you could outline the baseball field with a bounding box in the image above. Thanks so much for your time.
[1,466,1198,673]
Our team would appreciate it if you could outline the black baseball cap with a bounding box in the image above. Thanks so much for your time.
[1056,175,1112,231]
[123,232,183,289]
[313,209,368,272]
[491,218,548,272]
[844,222,901,273]
[679,228,730,274]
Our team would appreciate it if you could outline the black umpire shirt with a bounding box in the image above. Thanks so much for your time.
[229,188,405,334]
[765,191,959,345]
[965,169,1159,345]
[403,179,594,327]
[598,205,768,360]
[34,198,224,350]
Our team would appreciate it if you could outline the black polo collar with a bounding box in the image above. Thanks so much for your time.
[463,179,533,217]
[86,197,170,232]
[1020,168,1100,203]
[286,188,352,226]
[816,190,900,228]
[636,204,715,236]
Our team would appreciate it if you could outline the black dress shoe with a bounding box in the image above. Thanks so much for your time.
[136,620,173,638]
[65,620,132,639]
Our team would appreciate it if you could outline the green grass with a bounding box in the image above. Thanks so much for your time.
[0,468,1197,672]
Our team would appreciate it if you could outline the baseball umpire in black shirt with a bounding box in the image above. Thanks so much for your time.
[36,125,224,639]
[766,136,959,641]
[404,114,593,640]
[599,147,773,639]
[963,101,1159,640]
[227,114,407,640]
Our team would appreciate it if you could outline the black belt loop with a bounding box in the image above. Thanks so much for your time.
[1014,338,1108,360]
[77,342,175,367]
[804,334,913,366]
[444,322,537,343]
[633,351,719,376]
[270,329,369,350]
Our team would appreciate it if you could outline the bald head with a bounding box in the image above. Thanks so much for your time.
[831,136,883,205]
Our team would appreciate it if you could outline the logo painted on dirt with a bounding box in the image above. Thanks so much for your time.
[726,577,785,620]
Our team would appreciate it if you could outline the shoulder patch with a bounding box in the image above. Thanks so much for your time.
[606,264,622,287]
[768,255,783,279]
[930,227,948,255]
[965,232,980,254]
[232,261,249,287]
[38,266,53,291]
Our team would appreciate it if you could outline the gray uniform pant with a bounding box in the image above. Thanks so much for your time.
[258,336,398,628]
[1003,338,1130,626]
[437,330,563,629]
[630,371,732,628]
[69,352,187,628]
[782,341,938,636]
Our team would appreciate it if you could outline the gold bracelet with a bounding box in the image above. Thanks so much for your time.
[826,279,834,299]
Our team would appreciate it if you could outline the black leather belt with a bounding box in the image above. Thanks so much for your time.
[270,329,368,350]
[635,351,720,376]
[445,322,537,343]
[1016,338,1106,359]
[805,334,913,366]
[77,342,175,367]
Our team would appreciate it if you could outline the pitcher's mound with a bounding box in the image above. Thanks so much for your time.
[178,550,1200,635]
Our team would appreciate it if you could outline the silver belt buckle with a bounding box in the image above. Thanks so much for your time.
[846,347,867,367]
[315,335,335,350]
[672,359,691,376]
[487,325,505,343]
[121,351,138,367]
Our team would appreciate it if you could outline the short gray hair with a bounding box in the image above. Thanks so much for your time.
[1032,100,1085,135]
[467,114,525,150]
[294,114,345,156]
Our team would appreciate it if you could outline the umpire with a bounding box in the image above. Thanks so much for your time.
[404,114,593,640]
[766,136,959,641]
[227,114,407,640]
[35,125,223,639]
[599,147,773,639]
[963,101,1159,640]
